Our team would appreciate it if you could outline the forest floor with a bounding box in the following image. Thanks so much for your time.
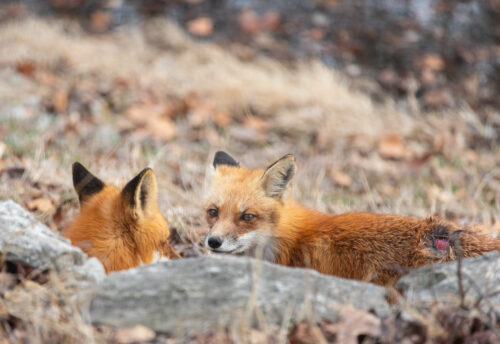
[0,4,499,343]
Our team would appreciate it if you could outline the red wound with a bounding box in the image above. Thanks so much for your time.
[435,238,449,251]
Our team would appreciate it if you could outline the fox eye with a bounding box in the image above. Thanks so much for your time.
[207,208,218,218]
[241,213,255,222]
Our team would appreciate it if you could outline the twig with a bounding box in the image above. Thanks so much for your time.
[455,237,466,310]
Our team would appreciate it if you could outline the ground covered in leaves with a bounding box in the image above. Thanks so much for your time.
[0,3,499,343]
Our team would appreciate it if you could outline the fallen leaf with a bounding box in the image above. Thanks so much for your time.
[378,134,408,160]
[307,28,325,40]
[243,116,269,132]
[261,11,281,31]
[187,17,213,37]
[239,10,260,35]
[213,110,232,127]
[323,305,381,344]
[289,321,322,344]
[114,325,155,344]
[188,106,213,127]
[329,170,352,188]
[90,11,112,32]
[422,54,445,71]
[27,198,56,216]
[16,61,36,78]
[53,91,68,114]
[145,116,177,141]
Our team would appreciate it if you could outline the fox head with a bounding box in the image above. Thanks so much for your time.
[65,162,178,272]
[203,151,296,259]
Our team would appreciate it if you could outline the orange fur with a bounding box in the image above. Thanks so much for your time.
[63,163,179,273]
[204,152,500,286]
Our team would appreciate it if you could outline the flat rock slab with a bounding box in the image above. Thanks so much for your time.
[89,255,390,335]
[397,252,500,315]
[0,200,105,283]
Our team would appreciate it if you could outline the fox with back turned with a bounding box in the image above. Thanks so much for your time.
[63,163,179,273]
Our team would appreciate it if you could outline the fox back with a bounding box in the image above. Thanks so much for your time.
[63,163,179,273]
[203,152,500,286]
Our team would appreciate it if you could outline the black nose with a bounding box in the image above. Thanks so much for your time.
[207,236,222,249]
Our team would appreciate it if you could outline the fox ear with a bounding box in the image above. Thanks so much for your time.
[261,154,296,199]
[213,151,239,168]
[121,168,158,219]
[72,162,105,204]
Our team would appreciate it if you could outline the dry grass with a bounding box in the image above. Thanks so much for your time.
[0,15,499,343]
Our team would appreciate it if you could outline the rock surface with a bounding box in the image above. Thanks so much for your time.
[397,252,500,315]
[89,255,391,335]
[0,200,105,283]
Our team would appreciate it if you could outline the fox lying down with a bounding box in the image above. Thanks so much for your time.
[203,151,500,286]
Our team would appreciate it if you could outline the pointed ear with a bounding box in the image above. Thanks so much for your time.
[121,168,158,219]
[260,154,296,199]
[72,162,105,204]
[213,151,239,168]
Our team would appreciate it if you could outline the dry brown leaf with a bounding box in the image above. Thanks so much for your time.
[329,170,352,188]
[90,11,112,32]
[323,305,381,344]
[307,28,325,40]
[243,116,269,132]
[289,321,321,344]
[188,106,213,127]
[378,134,408,160]
[239,10,260,35]
[145,117,177,141]
[114,325,155,344]
[16,61,36,77]
[126,104,163,125]
[163,99,188,119]
[213,110,232,127]
[27,198,56,216]
[187,17,213,37]
[53,91,68,114]
[422,54,445,71]
[261,11,281,31]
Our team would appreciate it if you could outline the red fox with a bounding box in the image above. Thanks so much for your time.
[63,162,179,273]
[204,151,500,286]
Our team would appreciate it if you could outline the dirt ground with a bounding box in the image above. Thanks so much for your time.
[0,8,499,343]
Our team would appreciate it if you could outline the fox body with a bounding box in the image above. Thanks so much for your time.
[64,163,179,273]
[204,152,500,286]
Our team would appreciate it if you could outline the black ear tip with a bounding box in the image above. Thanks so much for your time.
[214,151,230,160]
[213,151,239,168]
[71,162,105,202]
[72,162,90,184]
[72,162,85,173]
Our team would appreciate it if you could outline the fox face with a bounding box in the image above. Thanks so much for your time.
[63,162,179,273]
[204,151,296,259]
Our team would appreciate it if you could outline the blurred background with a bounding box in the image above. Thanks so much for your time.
[0,0,499,257]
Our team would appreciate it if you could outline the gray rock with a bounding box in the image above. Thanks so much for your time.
[397,252,500,315]
[0,200,105,283]
[89,255,390,335]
